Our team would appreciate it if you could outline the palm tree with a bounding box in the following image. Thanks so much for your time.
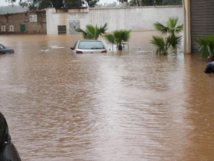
[76,23,107,40]
[151,17,183,55]
[104,30,131,51]
[154,17,183,49]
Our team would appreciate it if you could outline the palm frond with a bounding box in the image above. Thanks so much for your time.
[76,23,108,40]
[104,30,131,51]
[151,36,168,55]
[120,30,131,42]
[75,27,88,38]
[175,24,183,33]
[113,30,131,44]
[85,25,97,39]
[104,33,115,44]
[99,23,108,35]
[152,17,183,55]
[167,17,178,29]
[167,35,181,49]
[154,22,168,33]
[196,35,214,58]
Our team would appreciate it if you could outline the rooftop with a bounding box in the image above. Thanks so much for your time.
[0,5,28,15]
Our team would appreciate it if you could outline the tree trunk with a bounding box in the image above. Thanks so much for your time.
[51,0,63,9]
[118,44,123,51]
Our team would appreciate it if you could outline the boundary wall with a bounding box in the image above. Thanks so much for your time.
[46,6,183,35]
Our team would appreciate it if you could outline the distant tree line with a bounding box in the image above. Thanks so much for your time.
[5,0,182,10]
[6,0,99,10]
[118,0,182,6]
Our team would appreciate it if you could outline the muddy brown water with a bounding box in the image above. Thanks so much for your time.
[0,32,214,161]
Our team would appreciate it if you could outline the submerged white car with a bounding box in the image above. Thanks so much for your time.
[71,40,107,54]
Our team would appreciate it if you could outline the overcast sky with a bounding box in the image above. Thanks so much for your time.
[0,0,117,6]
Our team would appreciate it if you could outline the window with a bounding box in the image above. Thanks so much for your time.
[29,14,38,23]
[58,25,66,34]
[1,25,6,32]
[9,25,15,32]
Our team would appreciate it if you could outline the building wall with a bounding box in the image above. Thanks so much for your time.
[0,11,46,34]
[46,6,183,35]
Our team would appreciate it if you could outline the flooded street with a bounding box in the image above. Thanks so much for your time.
[0,33,214,161]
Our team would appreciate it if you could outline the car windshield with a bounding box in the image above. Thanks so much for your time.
[0,44,5,49]
[78,41,105,49]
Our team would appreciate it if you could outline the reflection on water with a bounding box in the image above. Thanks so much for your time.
[0,33,214,161]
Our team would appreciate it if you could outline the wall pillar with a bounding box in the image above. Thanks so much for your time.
[183,0,191,54]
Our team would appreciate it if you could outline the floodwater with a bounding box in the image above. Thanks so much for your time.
[0,32,214,161]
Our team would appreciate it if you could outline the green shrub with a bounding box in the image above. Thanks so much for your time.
[151,36,168,55]
[104,30,131,51]
[151,17,183,55]
[76,23,107,40]
[196,35,214,59]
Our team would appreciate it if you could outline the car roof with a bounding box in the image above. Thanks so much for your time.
[0,44,5,48]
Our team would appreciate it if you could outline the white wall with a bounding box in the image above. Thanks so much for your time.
[46,6,183,35]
